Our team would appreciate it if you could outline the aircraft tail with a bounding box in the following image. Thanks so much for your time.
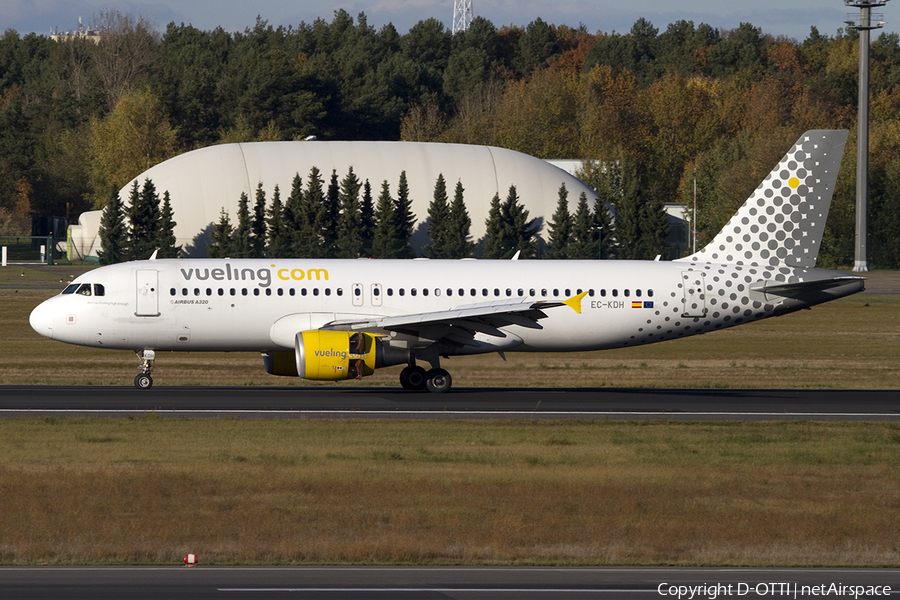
[679,130,848,268]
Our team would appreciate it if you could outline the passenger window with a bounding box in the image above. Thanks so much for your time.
[253,289,259,296]
[553,289,559,297]
[277,288,283,296]
[636,289,642,297]
[207,288,213,296]
[494,289,500,296]
[589,289,595,297]
[289,288,295,296]
[612,289,618,297]
[422,289,428,297]
[313,288,319,296]
[648,289,654,297]
[600,289,606,297]
[301,289,307,296]
[541,289,547,297]
[470,289,476,296]
[170,288,176,296]
[230,288,236,296]
[194,288,200,296]
[505,289,511,297]
[624,289,630,297]
[482,289,488,296]
[387,288,393,296]
[374,288,380,296]
[77,284,92,296]
[337,288,342,296]
[565,289,571,296]
[354,288,361,296]
[411,288,417,296]
[529,289,535,296]
[399,289,405,296]
[265,288,272,296]
[219,289,225,296]
[242,289,248,296]
[182,288,188,296]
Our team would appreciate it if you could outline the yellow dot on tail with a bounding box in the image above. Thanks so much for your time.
[788,177,800,188]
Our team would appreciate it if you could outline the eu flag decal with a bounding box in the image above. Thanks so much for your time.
[644,301,654,309]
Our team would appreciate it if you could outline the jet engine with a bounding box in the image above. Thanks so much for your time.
[262,330,407,380]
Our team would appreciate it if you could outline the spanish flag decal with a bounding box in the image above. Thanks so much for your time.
[631,301,642,308]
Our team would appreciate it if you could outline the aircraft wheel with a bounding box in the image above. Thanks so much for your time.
[425,368,452,394]
[399,365,427,390]
[134,374,153,389]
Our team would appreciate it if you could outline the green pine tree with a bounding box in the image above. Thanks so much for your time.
[391,170,417,258]
[445,179,475,258]
[128,178,161,261]
[266,184,288,258]
[371,180,395,259]
[481,192,503,259]
[155,190,180,258]
[250,182,267,258]
[546,183,572,259]
[303,167,326,258]
[97,185,127,265]
[567,191,597,259]
[594,197,614,260]
[232,191,252,258]
[207,208,234,258]
[336,166,363,258]
[499,184,538,259]
[359,179,375,257]
[424,173,450,258]
[320,169,340,258]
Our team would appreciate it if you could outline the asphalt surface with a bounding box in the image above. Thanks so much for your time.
[0,386,897,420]
[0,566,897,600]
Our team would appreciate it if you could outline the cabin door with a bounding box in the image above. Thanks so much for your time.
[680,271,707,318]
[136,269,160,317]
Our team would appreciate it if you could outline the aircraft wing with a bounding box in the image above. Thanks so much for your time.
[324,292,588,347]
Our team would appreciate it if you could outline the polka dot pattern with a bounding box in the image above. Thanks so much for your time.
[680,130,848,269]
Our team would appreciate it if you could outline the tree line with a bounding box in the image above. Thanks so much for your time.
[3,11,900,265]
[98,168,618,262]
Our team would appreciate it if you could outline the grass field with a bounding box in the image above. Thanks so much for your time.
[0,418,898,566]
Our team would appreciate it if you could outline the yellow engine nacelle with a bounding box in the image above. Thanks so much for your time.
[296,330,378,381]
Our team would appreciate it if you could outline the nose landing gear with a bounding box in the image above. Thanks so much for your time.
[134,349,155,389]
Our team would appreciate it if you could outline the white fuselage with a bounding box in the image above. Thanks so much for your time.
[29,257,863,355]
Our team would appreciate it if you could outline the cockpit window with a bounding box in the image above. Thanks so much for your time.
[94,284,105,297]
[62,284,79,295]
[76,284,92,296]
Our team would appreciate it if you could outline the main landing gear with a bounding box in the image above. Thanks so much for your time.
[399,363,452,393]
[134,349,155,389]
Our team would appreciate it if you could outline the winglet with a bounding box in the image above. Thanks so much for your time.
[562,291,589,314]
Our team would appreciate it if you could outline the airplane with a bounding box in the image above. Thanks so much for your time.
[29,130,864,393]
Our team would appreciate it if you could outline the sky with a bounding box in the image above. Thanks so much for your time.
[4,0,897,42]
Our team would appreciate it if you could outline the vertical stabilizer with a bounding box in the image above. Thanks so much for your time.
[680,130,847,268]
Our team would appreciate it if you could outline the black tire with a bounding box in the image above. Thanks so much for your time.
[399,365,427,390]
[425,368,452,393]
[134,374,153,389]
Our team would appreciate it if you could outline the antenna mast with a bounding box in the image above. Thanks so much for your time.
[452,0,473,34]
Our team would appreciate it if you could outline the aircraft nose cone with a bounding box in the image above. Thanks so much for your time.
[29,300,54,339]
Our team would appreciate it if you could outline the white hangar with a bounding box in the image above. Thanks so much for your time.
[69,141,599,258]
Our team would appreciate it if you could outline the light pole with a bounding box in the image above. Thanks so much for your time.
[844,0,889,272]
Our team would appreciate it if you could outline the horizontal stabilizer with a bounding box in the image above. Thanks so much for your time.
[752,276,865,298]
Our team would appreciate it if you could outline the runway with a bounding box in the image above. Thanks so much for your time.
[0,566,896,599]
[0,386,897,420]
